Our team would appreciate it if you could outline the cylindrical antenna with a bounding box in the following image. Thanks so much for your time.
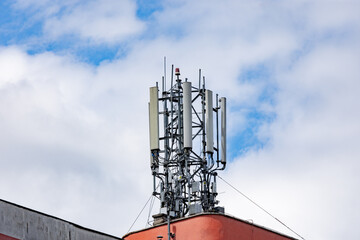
[162,76,164,93]
[183,82,192,149]
[205,90,214,153]
[220,97,227,164]
[164,57,167,91]
[216,94,219,163]
[171,65,174,89]
[198,69,201,90]
[170,65,174,150]
[149,86,159,151]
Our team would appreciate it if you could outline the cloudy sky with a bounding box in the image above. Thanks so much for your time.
[1,0,359,239]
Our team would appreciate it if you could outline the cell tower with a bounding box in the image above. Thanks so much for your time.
[148,65,227,225]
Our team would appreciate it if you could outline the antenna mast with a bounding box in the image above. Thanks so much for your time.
[149,66,227,226]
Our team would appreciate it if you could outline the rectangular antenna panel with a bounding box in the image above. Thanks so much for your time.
[205,90,214,153]
[149,86,159,150]
[183,82,192,149]
[220,97,226,163]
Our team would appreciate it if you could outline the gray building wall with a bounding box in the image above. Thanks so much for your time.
[0,199,123,240]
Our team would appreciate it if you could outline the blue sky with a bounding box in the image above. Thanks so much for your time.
[0,0,277,154]
[0,1,360,239]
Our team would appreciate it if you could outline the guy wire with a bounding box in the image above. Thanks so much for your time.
[217,175,305,240]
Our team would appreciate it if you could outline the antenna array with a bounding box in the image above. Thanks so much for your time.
[149,66,227,223]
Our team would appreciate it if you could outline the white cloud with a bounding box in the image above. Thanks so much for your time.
[0,45,153,235]
[13,0,144,44]
[46,0,144,44]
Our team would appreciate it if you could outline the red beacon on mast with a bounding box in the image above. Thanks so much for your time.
[175,68,180,75]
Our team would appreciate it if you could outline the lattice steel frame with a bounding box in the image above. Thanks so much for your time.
[149,66,227,222]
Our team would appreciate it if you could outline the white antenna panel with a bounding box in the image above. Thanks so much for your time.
[183,82,192,149]
[149,86,159,150]
[205,90,214,153]
[220,97,227,163]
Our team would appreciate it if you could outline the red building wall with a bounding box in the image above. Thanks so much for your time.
[123,213,296,240]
